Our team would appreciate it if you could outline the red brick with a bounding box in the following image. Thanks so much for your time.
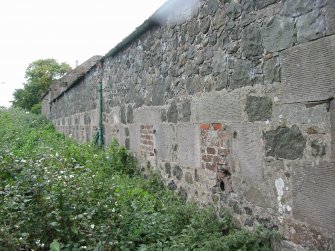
[200,123,210,130]
[206,163,217,171]
[213,123,222,131]
[207,147,216,155]
[202,155,212,162]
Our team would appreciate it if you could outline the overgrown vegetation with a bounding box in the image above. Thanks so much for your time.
[0,108,277,250]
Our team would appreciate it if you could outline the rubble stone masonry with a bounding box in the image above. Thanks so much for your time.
[42,0,335,250]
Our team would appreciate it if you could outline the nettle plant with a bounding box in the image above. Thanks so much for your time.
[0,109,277,251]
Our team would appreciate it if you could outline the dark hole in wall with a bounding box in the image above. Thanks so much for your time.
[220,180,225,191]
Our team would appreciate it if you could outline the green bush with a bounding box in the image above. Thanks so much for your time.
[30,103,42,114]
[0,108,277,250]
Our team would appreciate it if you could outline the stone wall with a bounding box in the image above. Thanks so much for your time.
[42,0,335,250]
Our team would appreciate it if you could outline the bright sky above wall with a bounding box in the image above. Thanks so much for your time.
[0,0,166,107]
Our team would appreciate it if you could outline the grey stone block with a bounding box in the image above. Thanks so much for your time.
[241,0,255,13]
[167,101,178,123]
[241,23,263,58]
[181,100,191,122]
[230,59,252,89]
[120,105,126,124]
[311,140,326,157]
[246,96,273,122]
[212,51,227,74]
[231,123,264,181]
[225,1,242,19]
[245,186,273,208]
[168,180,177,191]
[177,124,201,168]
[154,124,172,161]
[129,124,140,153]
[264,126,306,160]
[263,56,280,84]
[133,107,162,124]
[280,35,335,103]
[262,16,295,52]
[297,10,325,43]
[191,91,244,123]
[173,165,183,180]
[292,162,335,232]
[272,103,328,124]
[281,0,315,17]
[207,0,219,15]
[127,105,134,123]
[186,75,202,95]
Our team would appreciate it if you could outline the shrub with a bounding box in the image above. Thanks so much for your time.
[0,108,277,250]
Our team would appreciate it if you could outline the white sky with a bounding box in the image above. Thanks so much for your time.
[0,0,166,107]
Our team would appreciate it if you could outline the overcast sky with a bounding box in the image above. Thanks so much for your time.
[0,0,166,107]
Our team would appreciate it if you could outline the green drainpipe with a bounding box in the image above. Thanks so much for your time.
[97,82,103,146]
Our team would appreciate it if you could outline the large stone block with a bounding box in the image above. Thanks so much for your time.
[281,0,315,17]
[177,124,201,168]
[272,103,328,124]
[191,91,244,123]
[241,23,263,58]
[167,101,178,123]
[297,10,325,43]
[134,107,162,124]
[230,59,252,89]
[292,162,335,232]
[262,16,295,52]
[116,125,127,147]
[245,96,273,122]
[264,126,306,160]
[154,124,173,161]
[263,56,280,84]
[129,124,141,154]
[231,123,264,181]
[280,36,335,103]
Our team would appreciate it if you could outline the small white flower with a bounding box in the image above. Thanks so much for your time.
[90,224,95,229]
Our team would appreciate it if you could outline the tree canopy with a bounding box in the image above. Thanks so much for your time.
[12,59,71,113]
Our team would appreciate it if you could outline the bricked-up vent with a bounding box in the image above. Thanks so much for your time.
[331,100,335,163]
[281,35,335,103]
[292,163,335,232]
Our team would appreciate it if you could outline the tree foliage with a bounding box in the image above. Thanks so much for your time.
[12,59,71,112]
